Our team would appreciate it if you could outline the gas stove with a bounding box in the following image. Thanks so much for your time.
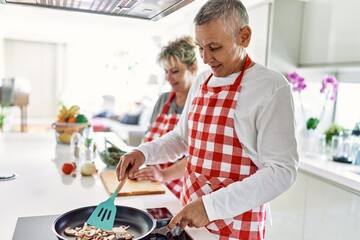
[12,208,192,240]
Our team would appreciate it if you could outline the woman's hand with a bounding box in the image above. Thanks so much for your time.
[133,166,164,182]
[116,150,145,181]
[167,197,210,229]
[133,157,187,182]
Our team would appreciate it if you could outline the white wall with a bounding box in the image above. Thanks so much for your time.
[0,4,163,119]
[0,0,264,119]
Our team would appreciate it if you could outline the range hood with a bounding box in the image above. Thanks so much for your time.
[1,0,195,21]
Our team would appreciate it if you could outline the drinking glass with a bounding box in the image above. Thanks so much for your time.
[315,133,326,156]
[330,135,341,160]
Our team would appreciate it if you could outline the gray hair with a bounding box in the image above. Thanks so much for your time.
[194,0,249,36]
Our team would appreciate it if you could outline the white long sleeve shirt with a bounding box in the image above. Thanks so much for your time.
[137,63,299,221]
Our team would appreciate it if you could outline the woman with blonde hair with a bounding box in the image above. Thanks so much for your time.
[132,36,198,199]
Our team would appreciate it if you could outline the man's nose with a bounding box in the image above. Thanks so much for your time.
[202,49,213,65]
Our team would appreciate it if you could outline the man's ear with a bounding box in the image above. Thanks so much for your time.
[236,26,252,47]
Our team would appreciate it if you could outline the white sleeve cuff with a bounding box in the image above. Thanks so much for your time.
[136,144,150,163]
[202,194,219,222]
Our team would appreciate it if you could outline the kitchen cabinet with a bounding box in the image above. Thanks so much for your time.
[266,172,307,240]
[299,0,360,66]
[246,1,272,66]
[304,175,360,240]
[264,0,360,70]
[266,0,304,73]
[267,170,360,239]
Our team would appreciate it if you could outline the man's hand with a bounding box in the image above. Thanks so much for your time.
[116,150,145,181]
[167,197,210,229]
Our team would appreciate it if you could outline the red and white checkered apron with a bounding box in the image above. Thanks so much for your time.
[144,92,183,198]
[181,55,266,240]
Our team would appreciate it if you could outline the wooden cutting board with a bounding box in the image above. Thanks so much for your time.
[100,171,166,196]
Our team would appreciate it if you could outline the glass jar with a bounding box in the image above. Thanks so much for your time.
[83,125,95,161]
[354,150,360,166]
[314,133,327,156]
[70,133,84,160]
[329,135,341,160]
[84,139,95,161]
[350,122,360,164]
[333,129,352,163]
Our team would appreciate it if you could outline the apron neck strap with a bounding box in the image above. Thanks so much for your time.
[160,92,176,115]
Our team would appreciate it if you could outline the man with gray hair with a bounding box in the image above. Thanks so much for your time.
[117,0,298,239]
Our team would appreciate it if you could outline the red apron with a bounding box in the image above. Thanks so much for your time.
[144,92,183,198]
[181,55,266,239]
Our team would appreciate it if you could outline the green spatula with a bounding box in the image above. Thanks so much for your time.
[87,173,128,231]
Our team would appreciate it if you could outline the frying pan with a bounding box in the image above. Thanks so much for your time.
[52,205,156,240]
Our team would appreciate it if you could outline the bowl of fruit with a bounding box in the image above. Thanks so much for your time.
[98,139,127,167]
[52,105,89,144]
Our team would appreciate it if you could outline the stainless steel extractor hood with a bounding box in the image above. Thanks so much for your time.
[0,0,195,21]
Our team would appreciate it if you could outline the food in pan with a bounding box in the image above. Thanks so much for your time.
[64,222,133,240]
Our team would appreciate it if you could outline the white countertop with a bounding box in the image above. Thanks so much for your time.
[0,131,214,240]
[3,131,360,240]
[299,152,360,193]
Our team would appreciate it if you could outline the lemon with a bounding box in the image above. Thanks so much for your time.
[58,133,71,144]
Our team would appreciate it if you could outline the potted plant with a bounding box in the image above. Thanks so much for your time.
[287,72,338,131]
[324,123,344,145]
[287,72,339,153]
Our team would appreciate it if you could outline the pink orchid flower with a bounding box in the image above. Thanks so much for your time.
[320,75,338,101]
[287,72,339,130]
[288,72,307,93]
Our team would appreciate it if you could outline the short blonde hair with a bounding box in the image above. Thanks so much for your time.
[157,36,197,67]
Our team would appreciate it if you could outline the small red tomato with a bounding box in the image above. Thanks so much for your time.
[62,162,75,175]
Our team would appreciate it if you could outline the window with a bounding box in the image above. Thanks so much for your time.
[335,82,360,130]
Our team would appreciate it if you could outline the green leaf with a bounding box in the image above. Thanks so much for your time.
[306,117,319,130]
[324,123,344,145]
